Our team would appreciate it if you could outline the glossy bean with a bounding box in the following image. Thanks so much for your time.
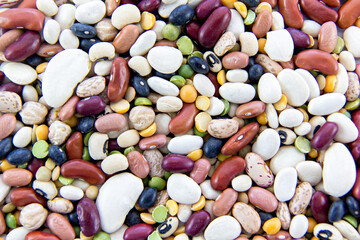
[27,157,45,176]
[203,136,224,158]
[337,0,360,29]
[25,231,60,240]
[2,168,33,186]
[190,158,211,184]
[211,156,246,190]
[322,0,339,7]
[252,10,272,38]
[222,51,249,69]
[48,145,67,165]
[328,200,345,222]
[0,137,13,159]
[127,150,150,178]
[0,29,23,52]
[168,103,199,135]
[212,188,238,217]
[162,154,194,173]
[58,96,80,121]
[0,8,45,31]
[310,122,338,150]
[95,113,127,133]
[294,49,339,75]
[77,198,100,237]
[188,56,210,74]
[311,191,330,223]
[76,96,106,116]
[61,159,106,185]
[286,28,311,48]
[352,169,360,200]
[130,74,150,97]
[278,0,304,29]
[66,132,83,160]
[7,148,32,165]
[198,6,231,48]
[70,23,97,38]
[77,116,95,134]
[185,210,211,237]
[195,0,222,22]
[318,21,337,53]
[138,188,157,209]
[10,187,47,206]
[139,134,167,150]
[108,57,130,102]
[124,223,153,240]
[137,0,161,12]
[299,0,338,24]
[4,31,41,62]
[236,101,266,119]
[346,196,360,218]
[186,21,200,41]
[248,187,278,212]
[169,5,194,26]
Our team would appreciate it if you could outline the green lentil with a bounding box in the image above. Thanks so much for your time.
[32,140,49,159]
[176,36,194,55]
[294,136,311,153]
[244,10,256,25]
[6,213,16,229]
[162,24,180,41]
[178,64,194,78]
[152,205,168,223]
[135,97,152,106]
[93,231,111,240]
[170,75,186,88]
[148,176,166,191]
[58,175,74,185]
[109,150,121,155]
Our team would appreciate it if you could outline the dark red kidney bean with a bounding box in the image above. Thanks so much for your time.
[4,30,41,61]
[66,132,83,160]
[235,101,266,119]
[108,139,122,151]
[195,0,222,22]
[168,103,199,135]
[61,159,106,185]
[322,0,339,7]
[351,140,360,164]
[310,122,338,151]
[278,0,304,29]
[123,223,153,240]
[77,198,100,237]
[139,134,167,150]
[76,96,106,116]
[27,157,45,175]
[186,21,200,41]
[206,72,220,97]
[162,154,194,173]
[286,28,311,48]
[0,82,23,95]
[311,191,330,223]
[328,200,345,223]
[352,169,360,201]
[198,6,231,48]
[346,196,360,218]
[300,0,338,24]
[337,0,360,29]
[0,71,4,84]
[10,187,47,206]
[221,122,259,155]
[351,109,360,134]
[108,57,130,102]
[185,210,211,237]
[211,156,246,190]
[137,0,161,12]
[25,231,60,240]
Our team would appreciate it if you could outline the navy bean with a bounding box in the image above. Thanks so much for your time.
[48,145,67,165]
[7,148,32,165]
[169,5,195,26]
[77,116,95,134]
[0,82,23,95]
[77,198,100,237]
[71,23,97,39]
[346,196,360,218]
[188,56,209,74]
[68,211,80,226]
[242,0,259,7]
[286,28,311,49]
[138,188,157,209]
[259,212,273,226]
[153,70,175,80]
[76,96,106,116]
[0,137,13,159]
[249,64,263,83]
[203,136,224,158]
[328,200,346,223]
[125,208,142,227]
[130,74,150,97]
[79,38,102,52]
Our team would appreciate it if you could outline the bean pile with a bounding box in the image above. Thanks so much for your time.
[0,0,360,239]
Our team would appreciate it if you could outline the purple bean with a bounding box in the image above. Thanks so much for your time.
[311,191,330,223]
[310,121,338,150]
[286,27,311,48]
[76,96,106,116]
[123,223,153,240]
[137,0,161,12]
[186,21,201,41]
[185,210,211,237]
[4,30,41,62]
[161,154,194,173]
[195,0,222,22]
[77,198,100,237]
[0,82,23,95]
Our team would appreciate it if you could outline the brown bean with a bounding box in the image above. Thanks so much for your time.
[112,24,139,54]
[0,29,23,52]
[58,96,80,121]
[10,187,47,207]
[278,0,304,29]
[168,103,199,135]
[212,188,238,217]
[337,0,360,29]
[255,54,283,76]
[318,21,337,53]
[221,122,259,155]
[294,49,339,75]
[36,43,64,58]
[127,150,150,178]
[47,213,75,240]
[105,0,120,16]
[61,159,106,185]
[2,168,33,186]
[252,10,272,38]
[154,40,177,48]
[356,64,360,79]
[279,59,294,69]
[222,51,249,69]
[248,186,278,212]
[322,0,340,7]
[108,57,130,102]
[66,132,83,160]
[236,101,266,119]
[0,8,45,31]
[299,0,338,24]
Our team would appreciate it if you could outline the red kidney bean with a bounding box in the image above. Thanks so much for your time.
[190,158,211,184]
[10,187,47,206]
[350,140,360,164]
[139,134,167,150]
[124,223,154,240]
[299,0,338,24]
[76,96,106,116]
[25,231,60,240]
[198,6,231,48]
[126,150,150,178]
[211,156,246,190]
[337,0,360,28]
[36,43,64,57]
[4,30,41,62]
[27,157,45,176]
[252,10,272,38]
[185,210,211,237]
[352,109,360,134]
[0,71,4,84]
[221,122,259,155]
[168,103,199,135]
[278,0,304,29]
[77,198,100,237]
[206,72,220,97]
[236,101,266,119]
[0,8,45,31]
[137,0,161,12]
[66,132,83,160]
[0,211,5,235]
[162,154,194,173]
[195,0,222,22]
[322,0,339,7]
[294,49,339,75]
[352,169,360,201]
[311,191,330,223]
[310,122,338,151]
[186,21,201,41]
[0,82,23,95]
[108,57,130,102]
[212,188,238,217]
[286,28,311,48]
[61,159,106,185]
[58,96,80,121]
[0,29,23,52]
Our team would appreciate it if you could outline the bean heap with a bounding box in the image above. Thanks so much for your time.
[0,0,360,239]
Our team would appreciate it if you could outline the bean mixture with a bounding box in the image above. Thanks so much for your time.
[0,0,360,239]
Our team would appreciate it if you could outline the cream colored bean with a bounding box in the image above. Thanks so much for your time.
[43,19,61,45]
[47,197,74,214]
[301,20,321,38]
[36,0,59,16]
[339,50,356,71]
[59,29,79,49]
[271,11,284,30]
[128,56,152,76]
[239,32,258,57]
[94,60,113,76]
[19,203,48,230]
[117,129,140,148]
[89,42,115,62]
[22,85,38,102]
